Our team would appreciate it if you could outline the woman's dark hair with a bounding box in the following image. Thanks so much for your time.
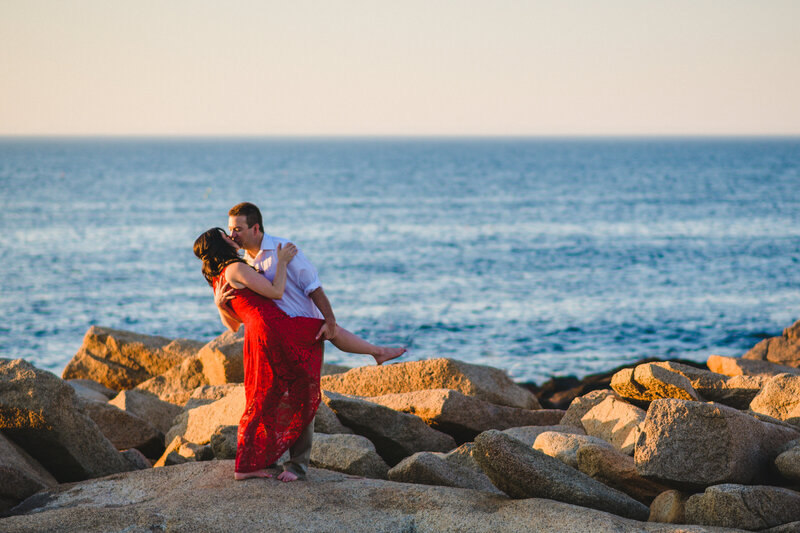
[193,228,246,285]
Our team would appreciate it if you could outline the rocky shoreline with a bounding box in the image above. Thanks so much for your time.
[2,320,800,532]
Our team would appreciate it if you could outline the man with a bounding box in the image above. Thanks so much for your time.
[226,201,335,482]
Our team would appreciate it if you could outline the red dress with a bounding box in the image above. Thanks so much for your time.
[214,270,324,473]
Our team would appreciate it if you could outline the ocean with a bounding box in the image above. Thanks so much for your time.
[1,137,799,384]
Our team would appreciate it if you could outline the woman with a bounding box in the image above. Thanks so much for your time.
[193,228,404,481]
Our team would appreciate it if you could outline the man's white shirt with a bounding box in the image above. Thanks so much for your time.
[244,234,324,319]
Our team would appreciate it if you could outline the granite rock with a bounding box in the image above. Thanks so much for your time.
[743,319,800,368]
[581,396,646,455]
[166,385,245,445]
[65,379,117,399]
[685,484,800,530]
[108,389,183,434]
[134,353,209,405]
[473,429,650,521]
[611,364,700,403]
[648,490,688,524]
[310,433,389,479]
[365,388,562,442]
[774,441,800,482]
[501,424,585,447]
[533,431,614,469]
[320,358,539,409]
[388,449,500,493]
[198,329,244,385]
[62,326,202,391]
[560,389,618,428]
[634,399,800,487]
[576,443,670,504]
[707,354,800,378]
[77,397,164,458]
[0,358,133,482]
[322,390,456,465]
[1,461,735,532]
[209,425,237,460]
[749,373,800,427]
[0,432,58,513]
[314,400,353,434]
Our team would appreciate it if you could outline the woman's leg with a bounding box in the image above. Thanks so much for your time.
[330,327,406,365]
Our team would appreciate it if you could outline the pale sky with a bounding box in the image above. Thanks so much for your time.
[1,0,799,136]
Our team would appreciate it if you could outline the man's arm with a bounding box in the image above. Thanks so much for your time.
[310,287,337,340]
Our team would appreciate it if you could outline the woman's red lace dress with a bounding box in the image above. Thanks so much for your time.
[214,270,324,473]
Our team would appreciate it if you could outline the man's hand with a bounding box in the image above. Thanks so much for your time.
[214,281,235,310]
[315,320,338,341]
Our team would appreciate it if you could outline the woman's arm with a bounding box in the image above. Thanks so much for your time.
[226,243,297,300]
[218,305,242,332]
[214,280,242,332]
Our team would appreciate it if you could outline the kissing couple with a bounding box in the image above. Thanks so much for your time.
[193,202,405,482]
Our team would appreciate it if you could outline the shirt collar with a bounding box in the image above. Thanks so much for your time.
[245,234,276,262]
[259,234,276,251]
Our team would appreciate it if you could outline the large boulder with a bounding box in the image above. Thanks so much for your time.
[154,436,213,467]
[166,386,245,445]
[685,484,800,530]
[387,448,500,493]
[320,358,539,409]
[580,396,646,455]
[108,389,183,434]
[135,353,209,405]
[501,425,585,446]
[120,448,152,470]
[560,389,618,428]
[472,430,649,521]
[634,399,800,487]
[774,440,800,482]
[0,432,58,513]
[363,388,562,442]
[0,358,133,482]
[184,384,241,409]
[702,375,768,410]
[61,326,203,391]
[310,433,389,479]
[314,401,353,434]
[209,425,237,460]
[610,365,700,403]
[743,319,800,368]
[533,431,614,469]
[707,354,800,378]
[198,330,244,385]
[648,490,689,524]
[65,379,117,399]
[66,380,112,402]
[576,443,669,505]
[322,391,456,465]
[749,374,800,427]
[649,362,766,409]
[1,461,736,533]
[77,398,164,459]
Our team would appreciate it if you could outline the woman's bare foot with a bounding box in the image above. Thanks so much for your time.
[277,470,299,482]
[234,469,272,480]
[372,346,406,365]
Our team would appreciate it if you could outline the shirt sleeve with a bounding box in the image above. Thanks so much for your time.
[287,248,321,295]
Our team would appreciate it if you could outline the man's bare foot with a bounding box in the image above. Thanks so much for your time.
[234,469,272,480]
[372,346,406,365]
[277,470,299,482]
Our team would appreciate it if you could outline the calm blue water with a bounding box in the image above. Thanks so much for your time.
[1,138,799,383]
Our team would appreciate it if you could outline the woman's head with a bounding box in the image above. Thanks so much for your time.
[193,228,244,285]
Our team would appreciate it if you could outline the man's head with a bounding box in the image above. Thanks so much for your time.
[228,202,264,251]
